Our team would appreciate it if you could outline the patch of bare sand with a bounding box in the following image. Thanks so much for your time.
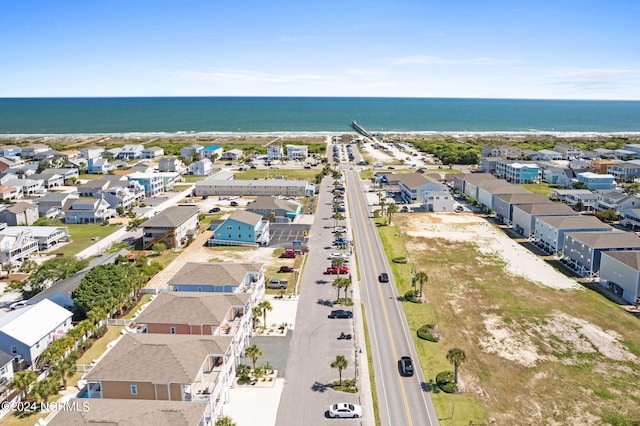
[480,312,637,367]
[404,213,579,290]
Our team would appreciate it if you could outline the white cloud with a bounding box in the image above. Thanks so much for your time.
[164,69,342,84]
[385,55,514,66]
[554,68,640,80]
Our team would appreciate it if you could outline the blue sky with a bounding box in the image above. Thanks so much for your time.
[2,1,640,99]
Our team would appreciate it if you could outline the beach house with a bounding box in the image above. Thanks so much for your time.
[209,210,270,246]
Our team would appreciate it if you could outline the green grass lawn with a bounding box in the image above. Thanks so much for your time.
[235,169,318,181]
[76,326,124,365]
[52,223,122,257]
[519,182,557,196]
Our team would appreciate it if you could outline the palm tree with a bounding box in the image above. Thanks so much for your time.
[378,192,386,216]
[244,344,263,370]
[342,278,353,302]
[258,300,273,329]
[251,306,262,332]
[415,271,429,298]
[446,348,467,384]
[332,278,344,302]
[31,376,59,404]
[215,416,237,426]
[51,358,76,390]
[330,355,349,386]
[11,370,37,400]
[387,203,399,225]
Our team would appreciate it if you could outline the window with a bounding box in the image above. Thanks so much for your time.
[170,327,176,334]
[226,225,232,230]
[197,288,203,292]
[10,347,17,355]
[130,385,138,395]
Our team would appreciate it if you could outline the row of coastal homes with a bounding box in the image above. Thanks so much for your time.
[63,262,266,425]
[454,173,640,304]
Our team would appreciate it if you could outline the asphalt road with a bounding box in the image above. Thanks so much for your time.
[275,176,368,425]
[344,169,440,426]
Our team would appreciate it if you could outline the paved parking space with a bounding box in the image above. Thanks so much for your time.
[269,224,311,248]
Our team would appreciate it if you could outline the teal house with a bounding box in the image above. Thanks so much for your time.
[575,172,616,191]
[209,210,270,246]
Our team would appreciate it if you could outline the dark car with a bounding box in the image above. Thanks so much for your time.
[279,266,294,273]
[230,201,239,207]
[208,207,221,213]
[279,250,297,259]
[378,273,389,283]
[328,310,353,319]
[399,356,414,376]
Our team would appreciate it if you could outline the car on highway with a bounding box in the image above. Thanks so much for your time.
[278,266,294,273]
[328,310,353,319]
[328,402,362,418]
[325,266,349,275]
[378,273,389,283]
[208,207,221,213]
[399,356,414,376]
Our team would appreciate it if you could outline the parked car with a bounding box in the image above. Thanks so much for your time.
[328,310,353,319]
[325,266,349,275]
[378,273,389,283]
[280,250,297,259]
[333,227,347,233]
[230,201,239,207]
[279,266,294,273]
[328,252,348,260]
[399,356,414,376]
[328,402,362,418]
[208,207,221,213]
[268,279,289,289]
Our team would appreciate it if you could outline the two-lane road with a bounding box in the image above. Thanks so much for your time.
[344,169,439,426]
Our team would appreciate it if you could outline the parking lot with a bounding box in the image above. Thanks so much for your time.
[269,224,311,248]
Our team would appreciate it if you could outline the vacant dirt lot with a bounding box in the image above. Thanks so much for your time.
[396,212,640,425]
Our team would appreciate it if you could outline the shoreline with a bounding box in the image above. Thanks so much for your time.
[3,130,640,141]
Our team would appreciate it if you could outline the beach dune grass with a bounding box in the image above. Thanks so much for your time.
[378,214,640,425]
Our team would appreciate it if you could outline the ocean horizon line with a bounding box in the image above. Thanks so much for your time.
[1,96,640,102]
[4,130,640,140]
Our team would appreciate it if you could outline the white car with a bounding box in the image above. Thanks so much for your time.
[333,227,347,233]
[328,253,348,261]
[328,402,362,418]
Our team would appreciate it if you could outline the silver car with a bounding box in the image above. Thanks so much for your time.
[328,402,362,418]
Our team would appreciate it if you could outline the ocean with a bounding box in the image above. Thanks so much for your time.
[1,97,639,135]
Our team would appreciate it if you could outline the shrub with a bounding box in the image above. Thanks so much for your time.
[404,290,418,303]
[392,257,407,264]
[436,371,457,393]
[417,324,439,342]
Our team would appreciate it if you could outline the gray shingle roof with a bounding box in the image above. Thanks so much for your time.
[47,399,209,426]
[537,215,612,230]
[142,205,199,228]
[85,334,233,382]
[168,262,263,286]
[247,196,299,212]
[602,250,640,270]
[135,292,250,325]
[565,231,640,248]
[227,209,263,226]
[514,203,578,215]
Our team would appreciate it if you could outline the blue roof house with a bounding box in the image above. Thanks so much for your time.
[201,145,224,161]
